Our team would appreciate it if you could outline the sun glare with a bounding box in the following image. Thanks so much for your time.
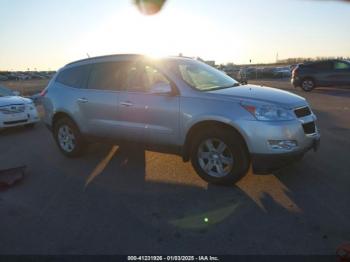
[69,6,241,62]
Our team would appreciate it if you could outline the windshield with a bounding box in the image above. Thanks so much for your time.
[173,60,238,91]
[0,86,14,97]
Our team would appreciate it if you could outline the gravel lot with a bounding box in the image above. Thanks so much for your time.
[0,79,349,255]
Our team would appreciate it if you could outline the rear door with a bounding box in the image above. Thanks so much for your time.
[309,61,334,86]
[77,62,123,138]
[53,64,92,133]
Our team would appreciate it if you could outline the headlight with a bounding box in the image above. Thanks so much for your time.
[241,102,295,121]
[26,102,35,110]
[0,107,10,113]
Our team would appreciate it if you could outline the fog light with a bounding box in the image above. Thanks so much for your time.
[268,140,298,150]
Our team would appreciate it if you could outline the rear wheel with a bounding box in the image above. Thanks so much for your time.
[190,127,250,185]
[53,117,86,157]
[301,78,315,92]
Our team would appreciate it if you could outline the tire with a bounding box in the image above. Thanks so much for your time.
[301,78,315,92]
[190,127,250,185]
[53,117,86,157]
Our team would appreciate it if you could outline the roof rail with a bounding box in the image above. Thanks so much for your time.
[65,54,143,67]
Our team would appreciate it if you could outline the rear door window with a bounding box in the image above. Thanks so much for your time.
[311,61,333,70]
[56,65,90,88]
[125,63,145,92]
[87,62,126,91]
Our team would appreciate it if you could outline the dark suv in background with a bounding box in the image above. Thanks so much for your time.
[291,59,350,91]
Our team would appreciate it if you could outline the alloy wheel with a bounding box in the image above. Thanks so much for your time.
[58,125,76,153]
[197,138,234,178]
[302,80,314,91]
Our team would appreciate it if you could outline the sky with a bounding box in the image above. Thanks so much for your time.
[0,0,350,71]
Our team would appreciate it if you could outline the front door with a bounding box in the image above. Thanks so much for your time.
[117,61,180,145]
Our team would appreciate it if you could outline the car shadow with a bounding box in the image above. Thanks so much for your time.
[312,86,350,98]
[0,125,37,136]
[61,138,347,253]
[312,109,349,139]
[81,144,308,233]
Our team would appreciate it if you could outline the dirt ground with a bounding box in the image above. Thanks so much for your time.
[0,79,49,96]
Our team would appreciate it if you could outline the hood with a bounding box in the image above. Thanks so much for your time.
[0,96,32,107]
[208,84,306,108]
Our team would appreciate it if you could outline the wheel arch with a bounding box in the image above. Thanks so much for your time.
[52,111,80,130]
[182,120,250,162]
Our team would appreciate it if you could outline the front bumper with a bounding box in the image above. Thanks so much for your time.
[0,108,40,128]
[251,136,320,174]
[236,109,320,173]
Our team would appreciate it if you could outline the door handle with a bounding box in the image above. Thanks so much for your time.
[77,98,88,104]
[120,101,133,107]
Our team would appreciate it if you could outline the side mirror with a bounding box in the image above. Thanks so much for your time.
[149,82,172,94]
[12,90,20,96]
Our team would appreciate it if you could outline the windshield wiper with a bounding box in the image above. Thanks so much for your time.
[201,83,240,91]
[216,83,240,89]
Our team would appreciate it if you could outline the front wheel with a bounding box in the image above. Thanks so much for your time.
[190,127,250,185]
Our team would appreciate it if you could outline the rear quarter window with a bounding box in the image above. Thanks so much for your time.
[334,61,350,70]
[56,65,90,88]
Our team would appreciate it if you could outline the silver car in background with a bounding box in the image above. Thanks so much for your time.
[42,54,320,185]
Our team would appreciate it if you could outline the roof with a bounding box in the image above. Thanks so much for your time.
[64,54,195,68]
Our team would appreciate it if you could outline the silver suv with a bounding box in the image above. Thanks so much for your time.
[42,54,320,185]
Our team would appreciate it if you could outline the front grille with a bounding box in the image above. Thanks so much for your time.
[0,104,25,114]
[294,106,311,118]
[4,119,28,125]
[302,122,316,134]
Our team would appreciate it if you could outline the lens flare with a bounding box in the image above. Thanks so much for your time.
[134,0,166,15]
